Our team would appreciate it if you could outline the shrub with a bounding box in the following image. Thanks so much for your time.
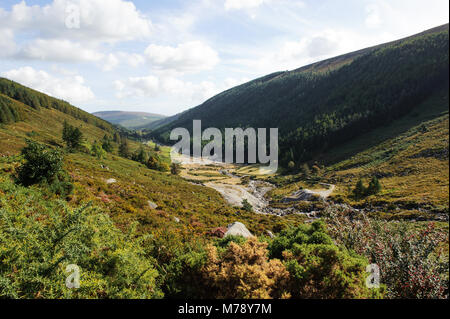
[268,221,380,298]
[91,141,106,159]
[324,206,449,299]
[0,184,163,299]
[170,163,181,175]
[118,139,130,158]
[242,199,253,212]
[352,179,366,199]
[16,140,63,186]
[366,176,382,195]
[131,147,148,164]
[147,154,169,172]
[101,135,114,153]
[200,238,290,299]
[62,121,83,151]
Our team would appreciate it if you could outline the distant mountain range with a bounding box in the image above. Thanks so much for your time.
[92,111,167,129]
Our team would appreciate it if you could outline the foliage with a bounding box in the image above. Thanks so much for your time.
[241,199,253,212]
[118,139,130,158]
[170,162,181,175]
[91,141,106,159]
[200,238,290,299]
[147,153,169,172]
[131,147,148,163]
[16,140,63,186]
[325,206,449,298]
[353,179,366,199]
[268,221,381,298]
[101,135,114,153]
[367,176,382,195]
[62,121,83,151]
[0,94,23,124]
[0,182,163,298]
[0,78,113,131]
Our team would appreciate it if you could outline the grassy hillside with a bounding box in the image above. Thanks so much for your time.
[151,24,449,168]
[0,78,296,234]
[92,111,166,130]
[266,87,449,220]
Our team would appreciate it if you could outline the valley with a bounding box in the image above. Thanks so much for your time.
[0,24,448,300]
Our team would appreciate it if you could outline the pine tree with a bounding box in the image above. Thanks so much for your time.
[62,121,83,151]
[367,176,382,195]
[352,179,366,199]
[118,139,130,158]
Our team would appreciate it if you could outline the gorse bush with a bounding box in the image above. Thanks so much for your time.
[153,222,379,299]
[268,221,381,299]
[0,178,163,298]
[201,238,290,299]
[324,206,449,299]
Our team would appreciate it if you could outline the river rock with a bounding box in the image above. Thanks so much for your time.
[224,222,253,238]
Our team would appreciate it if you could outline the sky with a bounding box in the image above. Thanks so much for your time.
[0,0,448,116]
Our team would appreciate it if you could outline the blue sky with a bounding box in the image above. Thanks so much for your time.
[0,0,448,116]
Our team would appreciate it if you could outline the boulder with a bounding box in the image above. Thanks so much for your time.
[224,222,253,238]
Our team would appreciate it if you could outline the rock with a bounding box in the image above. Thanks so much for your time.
[282,189,317,202]
[224,222,253,238]
[266,230,275,238]
[148,201,158,209]
[106,178,117,184]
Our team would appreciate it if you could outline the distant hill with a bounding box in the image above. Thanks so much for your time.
[151,24,449,167]
[93,111,166,129]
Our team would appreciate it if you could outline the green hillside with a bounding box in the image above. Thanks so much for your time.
[0,26,448,300]
[151,24,449,168]
[92,111,166,129]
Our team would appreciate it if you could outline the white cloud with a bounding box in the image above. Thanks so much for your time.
[0,28,17,57]
[224,0,267,11]
[114,74,251,107]
[0,0,152,43]
[20,39,103,62]
[365,4,383,29]
[1,66,95,103]
[114,75,222,105]
[144,41,219,73]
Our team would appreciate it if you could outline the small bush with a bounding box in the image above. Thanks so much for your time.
[242,199,253,212]
[16,140,63,186]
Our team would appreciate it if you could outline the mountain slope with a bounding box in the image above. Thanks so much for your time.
[0,78,296,234]
[152,24,449,167]
[92,111,166,129]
